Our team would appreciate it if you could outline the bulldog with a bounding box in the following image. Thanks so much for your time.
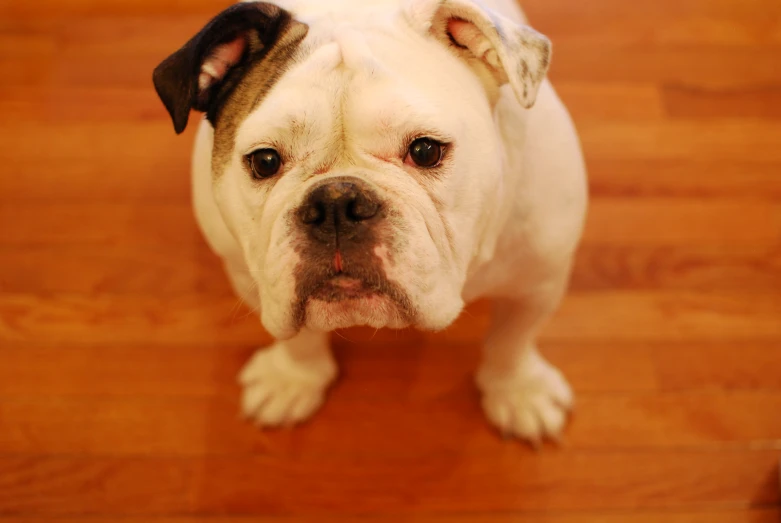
[153,0,587,444]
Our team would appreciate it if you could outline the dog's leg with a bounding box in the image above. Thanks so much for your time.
[221,261,336,426]
[240,328,337,427]
[477,277,573,445]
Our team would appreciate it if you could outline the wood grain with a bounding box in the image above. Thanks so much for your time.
[1,342,779,398]
[1,0,780,520]
[585,160,781,199]
[1,390,780,456]
[0,452,778,515]
[2,512,781,523]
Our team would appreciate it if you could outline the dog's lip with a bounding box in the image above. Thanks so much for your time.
[309,275,378,301]
[329,275,362,289]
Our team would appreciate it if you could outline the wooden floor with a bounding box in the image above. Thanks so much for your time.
[1,0,780,521]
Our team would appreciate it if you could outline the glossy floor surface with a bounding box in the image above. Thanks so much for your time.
[0,0,780,521]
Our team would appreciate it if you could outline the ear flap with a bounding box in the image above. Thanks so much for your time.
[152,2,298,134]
[403,0,551,108]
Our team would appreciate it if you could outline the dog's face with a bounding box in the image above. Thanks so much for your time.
[154,0,550,339]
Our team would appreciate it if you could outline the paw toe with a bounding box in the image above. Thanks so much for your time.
[238,343,335,428]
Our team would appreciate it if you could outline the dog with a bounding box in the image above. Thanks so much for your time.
[153,0,587,444]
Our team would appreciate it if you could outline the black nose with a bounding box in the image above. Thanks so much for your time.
[298,179,381,244]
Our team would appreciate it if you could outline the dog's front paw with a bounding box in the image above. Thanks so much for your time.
[239,342,337,427]
[477,351,573,445]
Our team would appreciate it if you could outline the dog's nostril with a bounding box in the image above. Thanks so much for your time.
[301,201,326,225]
[346,197,379,222]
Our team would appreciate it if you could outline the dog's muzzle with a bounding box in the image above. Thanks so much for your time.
[290,176,415,330]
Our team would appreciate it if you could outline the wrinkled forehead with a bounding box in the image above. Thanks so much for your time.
[234,22,477,151]
[235,40,346,151]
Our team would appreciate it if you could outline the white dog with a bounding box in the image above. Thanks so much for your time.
[153,0,587,444]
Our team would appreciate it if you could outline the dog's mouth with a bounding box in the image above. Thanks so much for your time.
[292,256,417,331]
[309,275,379,302]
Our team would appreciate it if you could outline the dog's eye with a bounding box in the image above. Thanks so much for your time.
[247,149,281,179]
[406,138,443,168]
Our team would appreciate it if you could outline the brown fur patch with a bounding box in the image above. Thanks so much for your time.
[211,20,309,178]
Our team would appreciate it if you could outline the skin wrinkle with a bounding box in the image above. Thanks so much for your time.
[428,191,458,266]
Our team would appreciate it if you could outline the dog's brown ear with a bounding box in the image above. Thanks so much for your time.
[152,2,301,134]
[403,0,551,108]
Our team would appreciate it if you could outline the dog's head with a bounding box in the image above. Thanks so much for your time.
[153,0,551,339]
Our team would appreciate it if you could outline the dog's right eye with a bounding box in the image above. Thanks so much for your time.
[247,149,281,179]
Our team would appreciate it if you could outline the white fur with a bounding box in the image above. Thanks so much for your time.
[478,347,573,444]
[191,0,587,443]
[240,329,337,426]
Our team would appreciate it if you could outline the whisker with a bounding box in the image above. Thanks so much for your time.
[229,279,260,323]
[332,329,351,343]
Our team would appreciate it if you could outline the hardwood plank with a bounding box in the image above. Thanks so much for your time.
[0,204,197,245]
[546,291,781,342]
[0,293,268,346]
[664,85,781,119]
[0,245,228,295]
[0,159,190,202]
[1,341,777,398]
[0,341,659,397]
[536,16,781,47]
[4,512,781,523]
[0,157,191,203]
[654,343,781,391]
[524,0,781,18]
[579,121,781,163]
[587,160,781,199]
[0,85,170,123]
[0,1,232,17]
[3,0,779,18]
[2,510,780,522]
[548,47,781,87]
[0,451,777,514]
[0,390,779,456]
[571,245,781,291]
[0,124,193,202]
[0,344,253,398]
[580,199,781,245]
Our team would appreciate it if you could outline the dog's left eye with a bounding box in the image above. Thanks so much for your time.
[406,138,444,168]
[247,149,281,179]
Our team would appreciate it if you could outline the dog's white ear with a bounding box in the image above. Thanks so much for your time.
[403,0,551,108]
